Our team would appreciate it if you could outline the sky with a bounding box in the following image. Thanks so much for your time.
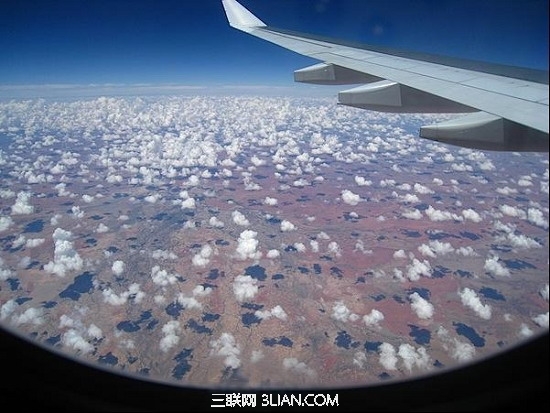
[0,0,548,88]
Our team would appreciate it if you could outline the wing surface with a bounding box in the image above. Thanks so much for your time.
[222,0,549,151]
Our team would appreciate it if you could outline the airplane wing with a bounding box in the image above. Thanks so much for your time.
[222,0,549,152]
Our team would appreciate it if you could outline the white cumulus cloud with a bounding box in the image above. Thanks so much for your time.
[409,292,434,319]
[459,288,492,319]
[44,228,83,277]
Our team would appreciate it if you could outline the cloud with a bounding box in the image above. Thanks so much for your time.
[280,220,296,232]
[417,243,435,258]
[451,162,473,172]
[413,183,433,195]
[409,292,434,319]
[102,283,145,306]
[263,196,278,206]
[406,258,432,281]
[255,305,288,321]
[151,265,179,286]
[192,244,214,267]
[484,255,510,277]
[527,208,548,229]
[462,208,482,223]
[0,258,13,281]
[499,204,526,218]
[232,275,258,302]
[283,358,315,378]
[540,284,549,301]
[496,186,517,195]
[208,216,225,228]
[430,240,454,255]
[12,307,44,326]
[87,324,103,340]
[532,312,549,328]
[363,309,384,327]
[180,197,196,209]
[341,189,361,206]
[459,288,492,319]
[174,285,211,310]
[354,176,372,186]
[401,193,420,203]
[437,327,476,362]
[266,249,280,259]
[402,209,422,220]
[235,230,261,260]
[25,238,46,248]
[0,216,14,232]
[96,223,109,233]
[71,206,84,218]
[506,232,541,249]
[425,205,462,222]
[11,191,34,215]
[378,343,398,371]
[251,350,264,363]
[519,323,534,338]
[517,176,533,187]
[62,329,94,354]
[232,210,250,227]
[210,333,241,369]
[393,249,407,259]
[327,241,342,257]
[160,320,181,352]
[44,228,84,277]
[331,301,359,322]
[112,260,125,275]
[455,246,477,256]
[1,299,17,320]
[151,249,178,260]
[397,343,431,372]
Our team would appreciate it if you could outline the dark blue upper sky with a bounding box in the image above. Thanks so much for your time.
[1,0,548,86]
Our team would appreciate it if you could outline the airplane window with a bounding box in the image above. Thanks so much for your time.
[0,0,548,401]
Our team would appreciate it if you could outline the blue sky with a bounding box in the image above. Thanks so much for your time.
[0,0,548,87]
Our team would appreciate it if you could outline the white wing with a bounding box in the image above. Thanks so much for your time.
[222,0,548,152]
